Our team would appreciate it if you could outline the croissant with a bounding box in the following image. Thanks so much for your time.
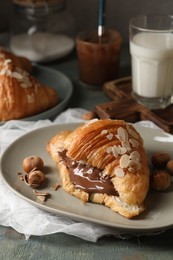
[47,119,150,218]
[0,49,32,73]
[0,49,59,121]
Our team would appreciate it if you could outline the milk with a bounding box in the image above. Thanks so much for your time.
[130,32,173,98]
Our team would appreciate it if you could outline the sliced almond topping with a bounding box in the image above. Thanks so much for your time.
[101,129,108,135]
[4,59,12,66]
[114,168,125,177]
[128,128,139,139]
[112,145,119,157]
[129,138,139,147]
[12,71,23,80]
[106,146,112,154]
[0,69,6,75]
[119,147,127,155]
[135,161,141,170]
[117,127,128,142]
[106,133,113,140]
[120,154,130,168]
[128,167,136,173]
[122,141,131,152]
[128,160,141,171]
[6,69,12,76]
[129,151,140,161]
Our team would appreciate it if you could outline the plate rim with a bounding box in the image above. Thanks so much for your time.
[1,123,173,233]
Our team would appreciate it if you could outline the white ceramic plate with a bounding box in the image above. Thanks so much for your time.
[0,65,73,125]
[1,123,173,233]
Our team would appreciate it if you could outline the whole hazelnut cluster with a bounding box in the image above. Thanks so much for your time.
[22,155,46,188]
[150,152,173,191]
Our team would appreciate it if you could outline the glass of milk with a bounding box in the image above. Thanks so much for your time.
[130,15,173,109]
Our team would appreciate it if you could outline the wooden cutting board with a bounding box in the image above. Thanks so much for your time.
[94,76,173,133]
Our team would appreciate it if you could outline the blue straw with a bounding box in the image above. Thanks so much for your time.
[98,0,106,37]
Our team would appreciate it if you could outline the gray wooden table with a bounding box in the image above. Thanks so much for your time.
[1,46,173,260]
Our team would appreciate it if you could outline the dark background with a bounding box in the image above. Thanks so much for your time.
[0,0,172,45]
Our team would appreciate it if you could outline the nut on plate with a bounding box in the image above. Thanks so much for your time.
[166,159,173,176]
[23,155,44,173]
[151,152,170,168]
[150,170,171,191]
[24,169,46,188]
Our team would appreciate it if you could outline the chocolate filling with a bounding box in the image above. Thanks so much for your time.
[59,150,118,196]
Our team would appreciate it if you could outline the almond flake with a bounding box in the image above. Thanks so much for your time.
[27,93,35,103]
[122,141,131,152]
[12,71,23,80]
[6,69,12,76]
[129,138,139,147]
[128,167,136,173]
[106,133,113,140]
[128,128,139,139]
[101,129,108,135]
[119,147,127,155]
[4,59,12,66]
[112,145,119,157]
[128,160,141,171]
[114,168,125,177]
[0,69,6,75]
[106,146,112,154]
[129,151,140,161]
[135,161,141,170]
[120,154,130,168]
[117,127,128,142]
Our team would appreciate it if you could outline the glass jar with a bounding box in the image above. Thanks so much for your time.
[10,0,75,62]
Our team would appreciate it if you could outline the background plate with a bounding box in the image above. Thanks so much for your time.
[0,65,73,125]
[1,123,173,233]
[10,34,75,63]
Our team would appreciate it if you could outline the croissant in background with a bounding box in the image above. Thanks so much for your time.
[47,119,150,219]
[0,49,32,73]
[0,49,59,121]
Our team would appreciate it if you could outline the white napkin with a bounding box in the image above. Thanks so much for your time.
[0,108,161,241]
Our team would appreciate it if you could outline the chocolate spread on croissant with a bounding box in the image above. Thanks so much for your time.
[59,150,118,196]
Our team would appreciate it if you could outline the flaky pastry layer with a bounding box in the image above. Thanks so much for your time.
[0,49,59,121]
[47,119,150,218]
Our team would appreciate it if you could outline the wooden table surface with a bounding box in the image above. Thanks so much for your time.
[1,46,173,260]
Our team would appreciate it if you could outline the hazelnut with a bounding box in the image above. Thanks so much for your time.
[24,170,46,188]
[82,111,97,120]
[151,152,170,168]
[150,170,171,191]
[23,156,44,173]
[166,160,173,176]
